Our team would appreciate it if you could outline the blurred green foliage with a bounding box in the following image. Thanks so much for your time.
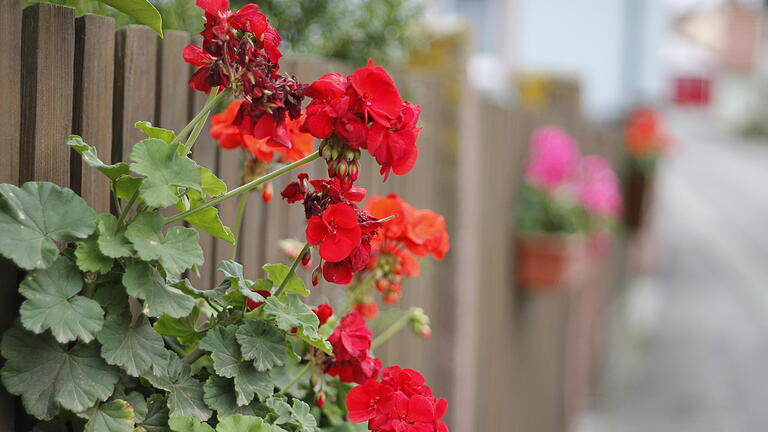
[26,0,424,65]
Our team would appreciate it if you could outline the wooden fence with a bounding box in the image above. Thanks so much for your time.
[0,1,623,430]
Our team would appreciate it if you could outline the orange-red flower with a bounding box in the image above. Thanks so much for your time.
[210,100,314,163]
[625,107,670,158]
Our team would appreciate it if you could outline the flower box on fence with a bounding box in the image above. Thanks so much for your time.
[514,233,582,291]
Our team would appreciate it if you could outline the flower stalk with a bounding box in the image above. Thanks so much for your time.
[273,243,310,298]
[164,151,321,225]
[371,308,416,350]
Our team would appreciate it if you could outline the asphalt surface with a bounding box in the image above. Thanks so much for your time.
[582,109,768,432]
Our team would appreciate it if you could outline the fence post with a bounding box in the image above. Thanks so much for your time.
[0,0,23,428]
[72,14,115,213]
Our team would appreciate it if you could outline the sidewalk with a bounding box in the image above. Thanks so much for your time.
[580,109,768,432]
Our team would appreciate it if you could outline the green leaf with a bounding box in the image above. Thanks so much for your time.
[217,415,275,432]
[168,417,214,432]
[82,400,136,432]
[75,236,114,274]
[198,167,226,197]
[267,398,317,432]
[202,376,257,417]
[19,256,105,343]
[129,139,201,208]
[68,135,130,181]
[199,327,274,405]
[126,212,204,276]
[97,312,169,377]
[180,197,235,244]
[124,392,148,423]
[93,280,130,314]
[263,264,309,296]
[0,327,119,420]
[146,354,211,421]
[95,0,163,37]
[123,261,196,318]
[263,296,330,353]
[135,121,175,143]
[172,279,228,301]
[236,319,287,371]
[137,394,170,432]
[96,214,133,258]
[154,306,202,343]
[0,182,96,270]
[217,260,269,305]
[114,176,142,201]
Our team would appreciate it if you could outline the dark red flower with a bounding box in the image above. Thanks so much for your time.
[354,301,379,320]
[327,311,371,357]
[305,203,362,262]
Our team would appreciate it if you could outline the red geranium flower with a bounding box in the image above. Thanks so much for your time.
[327,311,372,357]
[366,102,421,180]
[350,59,403,126]
[313,302,333,326]
[306,203,362,262]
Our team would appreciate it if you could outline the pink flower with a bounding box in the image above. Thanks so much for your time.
[577,156,622,218]
[525,127,580,190]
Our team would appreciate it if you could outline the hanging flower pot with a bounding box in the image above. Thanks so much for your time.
[623,170,654,231]
[515,233,581,290]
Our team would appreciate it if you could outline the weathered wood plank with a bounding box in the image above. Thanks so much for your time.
[19,2,75,185]
[113,25,157,164]
[157,30,191,131]
[0,0,22,185]
[72,14,115,213]
[0,1,23,426]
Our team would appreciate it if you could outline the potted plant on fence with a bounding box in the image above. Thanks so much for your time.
[515,127,586,290]
[0,1,450,431]
[623,106,670,231]
[514,127,623,290]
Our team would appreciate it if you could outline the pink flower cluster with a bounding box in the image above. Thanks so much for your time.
[525,126,622,219]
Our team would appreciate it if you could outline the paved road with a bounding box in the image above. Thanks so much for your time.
[582,109,768,432]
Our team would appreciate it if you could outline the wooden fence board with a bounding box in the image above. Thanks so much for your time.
[72,14,115,213]
[157,31,191,131]
[113,25,157,164]
[0,0,22,186]
[19,3,75,185]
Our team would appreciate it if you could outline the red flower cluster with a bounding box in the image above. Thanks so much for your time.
[210,100,313,164]
[346,366,448,432]
[282,174,382,285]
[303,60,422,182]
[324,311,382,384]
[185,0,305,148]
[361,194,449,305]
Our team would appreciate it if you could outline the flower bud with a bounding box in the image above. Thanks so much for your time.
[409,308,432,339]
[345,148,356,161]
[321,142,333,160]
[348,161,359,181]
[327,160,338,178]
[375,278,389,292]
[330,146,340,161]
[336,160,349,177]
[312,265,322,286]
[261,182,273,202]
[301,251,311,267]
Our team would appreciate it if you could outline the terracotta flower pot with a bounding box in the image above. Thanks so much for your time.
[515,234,580,291]
[623,171,654,231]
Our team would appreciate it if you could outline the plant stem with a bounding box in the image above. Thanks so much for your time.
[182,347,207,365]
[279,361,312,394]
[164,151,321,225]
[230,191,250,260]
[117,189,140,227]
[163,336,186,357]
[371,308,415,350]
[172,87,227,151]
[273,243,310,298]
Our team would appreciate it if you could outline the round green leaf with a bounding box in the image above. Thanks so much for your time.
[75,236,114,274]
[19,256,105,343]
[0,327,120,420]
[129,139,201,208]
[82,400,136,432]
[145,354,211,422]
[202,376,257,417]
[94,0,163,37]
[126,212,204,276]
[168,416,214,432]
[123,261,196,318]
[0,182,96,270]
[97,312,170,377]
[68,135,130,181]
[96,214,133,258]
[235,319,287,371]
[217,415,276,432]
